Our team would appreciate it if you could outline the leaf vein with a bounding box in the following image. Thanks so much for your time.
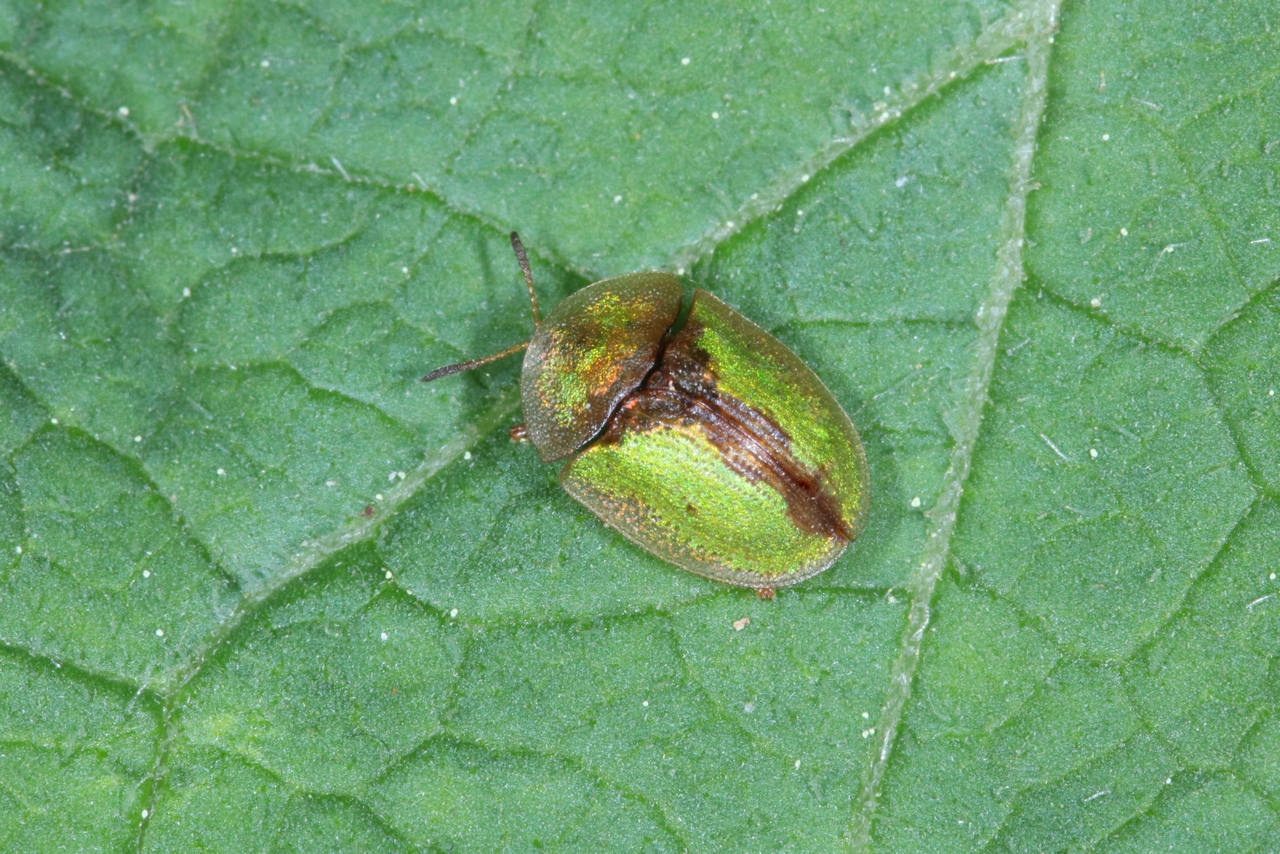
[845,2,1061,848]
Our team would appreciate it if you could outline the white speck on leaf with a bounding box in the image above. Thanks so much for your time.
[1248,594,1275,612]
[1040,433,1069,461]
[216,468,226,476]
[733,617,750,631]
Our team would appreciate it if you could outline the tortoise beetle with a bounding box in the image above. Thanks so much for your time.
[423,233,870,595]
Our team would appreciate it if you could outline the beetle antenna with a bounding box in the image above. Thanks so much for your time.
[421,232,541,384]
[421,340,529,383]
[509,231,541,326]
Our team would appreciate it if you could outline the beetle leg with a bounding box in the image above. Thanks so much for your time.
[509,424,529,443]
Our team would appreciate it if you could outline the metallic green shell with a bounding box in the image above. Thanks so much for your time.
[559,289,870,588]
[520,272,682,462]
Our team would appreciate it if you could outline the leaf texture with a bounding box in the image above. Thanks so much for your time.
[0,0,1277,851]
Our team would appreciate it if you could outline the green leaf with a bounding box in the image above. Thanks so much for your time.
[1,0,1277,851]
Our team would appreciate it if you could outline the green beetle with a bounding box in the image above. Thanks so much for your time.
[423,233,870,595]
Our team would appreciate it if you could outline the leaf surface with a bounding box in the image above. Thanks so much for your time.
[0,0,1277,851]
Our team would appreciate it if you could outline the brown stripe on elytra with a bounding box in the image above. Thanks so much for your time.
[683,384,851,543]
[661,328,798,467]
[664,326,851,541]
[597,371,851,543]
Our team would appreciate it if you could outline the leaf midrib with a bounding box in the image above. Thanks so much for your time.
[845,0,1060,847]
